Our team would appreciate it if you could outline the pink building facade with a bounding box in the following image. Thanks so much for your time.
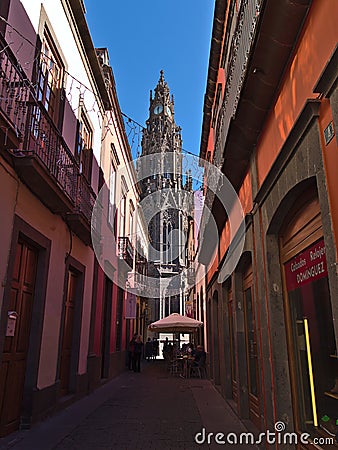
[0,0,140,436]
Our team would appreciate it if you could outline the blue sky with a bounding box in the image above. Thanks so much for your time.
[84,0,215,157]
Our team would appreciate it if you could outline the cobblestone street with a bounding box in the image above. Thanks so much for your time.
[0,361,257,450]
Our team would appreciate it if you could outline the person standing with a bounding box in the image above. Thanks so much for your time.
[145,337,153,361]
[133,335,143,372]
[128,332,137,371]
[152,337,159,360]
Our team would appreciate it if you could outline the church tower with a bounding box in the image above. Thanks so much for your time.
[139,69,183,188]
[138,71,193,321]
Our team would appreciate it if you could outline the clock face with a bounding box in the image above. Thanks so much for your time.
[153,104,163,114]
[166,105,172,116]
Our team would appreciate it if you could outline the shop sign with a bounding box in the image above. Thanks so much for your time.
[185,300,193,318]
[125,291,136,319]
[285,239,328,291]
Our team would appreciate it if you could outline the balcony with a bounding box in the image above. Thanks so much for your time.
[158,262,179,276]
[0,35,30,149]
[213,0,262,169]
[12,102,77,214]
[134,272,148,297]
[118,237,134,268]
[66,173,96,245]
[187,266,196,285]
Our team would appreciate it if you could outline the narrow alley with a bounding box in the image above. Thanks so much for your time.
[0,361,256,450]
[0,0,338,448]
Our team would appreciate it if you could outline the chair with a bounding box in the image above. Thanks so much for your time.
[169,358,183,376]
[189,363,206,379]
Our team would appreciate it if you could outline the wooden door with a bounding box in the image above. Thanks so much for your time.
[280,194,337,436]
[0,241,38,436]
[59,270,77,396]
[243,269,260,429]
[212,292,220,385]
[228,289,237,401]
[101,277,112,379]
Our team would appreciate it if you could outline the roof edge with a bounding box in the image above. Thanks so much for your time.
[199,0,227,160]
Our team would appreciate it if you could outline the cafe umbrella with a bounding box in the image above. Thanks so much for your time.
[148,313,203,333]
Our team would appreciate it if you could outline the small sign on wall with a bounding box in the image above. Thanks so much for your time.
[324,121,335,145]
[284,239,327,291]
[125,291,136,319]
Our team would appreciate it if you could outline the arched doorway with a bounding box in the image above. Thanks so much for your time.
[280,189,337,435]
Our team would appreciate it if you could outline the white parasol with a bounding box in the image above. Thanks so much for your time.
[148,313,203,333]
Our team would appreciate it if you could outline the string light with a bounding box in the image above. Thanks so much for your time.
[0,13,203,186]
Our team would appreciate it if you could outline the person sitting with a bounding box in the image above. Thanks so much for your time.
[189,345,207,378]
[186,342,194,356]
[193,345,206,367]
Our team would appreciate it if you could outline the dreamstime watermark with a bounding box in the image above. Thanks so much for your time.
[194,421,337,446]
[91,153,245,297]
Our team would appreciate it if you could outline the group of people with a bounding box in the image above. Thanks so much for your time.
[145,337,159,360]
[128,335,160,372]
[128,334,206,376]
[180,343,207,378]
[162,338,207,377]
[190,344,207,369]
[163,339,206,364]
[127,333,143,373]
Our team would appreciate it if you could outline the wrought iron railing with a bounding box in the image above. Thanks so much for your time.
[213,0,262,168]
[74,173,96,223]
[134,271,148,296]
[20,102,78,201]
[1,34,98,229]
[118,236,134,267]
[0,35,30,140]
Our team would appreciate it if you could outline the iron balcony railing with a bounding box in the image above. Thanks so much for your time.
[0,35,30,141]
[134,271,148,296]
[1,35,96,231]
[74,173,96,223]
[20,101,78,201]
[187,266,196,285]
[118,236,134,268]
[213,0,262,168]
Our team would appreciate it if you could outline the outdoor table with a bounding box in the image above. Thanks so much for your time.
[180,355,194,378]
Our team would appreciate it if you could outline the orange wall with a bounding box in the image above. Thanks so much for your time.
[239,171,253,215]
[217,68,225,88]
[206,246,219,286]
[216,171,253,267]
[256,0,338,185]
